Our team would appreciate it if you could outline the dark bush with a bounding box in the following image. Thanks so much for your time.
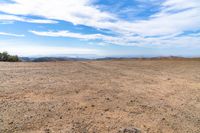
[0,52,20,62]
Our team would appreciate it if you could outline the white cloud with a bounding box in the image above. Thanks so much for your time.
[29,30,200,48]
[0,0,200,47]
[161,0,200,12]
[0,21,14,24]
[0,31,24,37]
[0,14,58,24]
[29,30,110,40]
[0,0,116,26]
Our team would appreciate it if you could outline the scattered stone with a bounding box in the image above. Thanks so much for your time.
[8,121,13,125]
[119,127,141,133]
[104,108,109,112]
[44,128,51,133]
[91,105,95,107]
[106,116,111,119]
[162,118,166,121]
[105,98,110,100]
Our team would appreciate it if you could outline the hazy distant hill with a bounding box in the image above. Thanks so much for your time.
[19,56,200,62]
[20,57,88,62]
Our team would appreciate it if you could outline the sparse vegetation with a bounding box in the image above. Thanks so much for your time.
[0,51,20,62]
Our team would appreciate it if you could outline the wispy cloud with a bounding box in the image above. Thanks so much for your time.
[29,30,200,48]
[29,30,110,40]
[0,14,58,24]
[0,31,24,37]
[0,0,200,47]
[0,0,116,26]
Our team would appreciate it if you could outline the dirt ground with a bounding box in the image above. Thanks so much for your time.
[0,60,200,133]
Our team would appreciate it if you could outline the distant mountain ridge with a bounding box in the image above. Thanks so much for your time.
[20,57,88,62]
[19,56,200,62]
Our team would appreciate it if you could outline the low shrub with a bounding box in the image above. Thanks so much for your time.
[0,52,20,62]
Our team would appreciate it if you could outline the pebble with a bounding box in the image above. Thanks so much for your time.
[119,127,141,133]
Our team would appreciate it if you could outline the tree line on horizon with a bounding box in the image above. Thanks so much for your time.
[0,52,20,62]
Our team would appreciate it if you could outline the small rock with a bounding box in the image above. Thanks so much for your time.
[162,118,166,121]
[91,105,95,107]
[104,108,109,112]
[44,128,51,133]
[106,116,111,119]
[119,127,141,133]
[8,121,13,125]
[105,98,110,100]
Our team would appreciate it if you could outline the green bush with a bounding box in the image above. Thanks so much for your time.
[0,52,20,62]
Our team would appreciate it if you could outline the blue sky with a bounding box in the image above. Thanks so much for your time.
[0,0,200,57]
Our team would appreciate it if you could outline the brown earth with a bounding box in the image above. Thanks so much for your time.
[0,60,200,133]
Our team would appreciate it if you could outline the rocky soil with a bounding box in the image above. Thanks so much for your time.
[0,60,200,133]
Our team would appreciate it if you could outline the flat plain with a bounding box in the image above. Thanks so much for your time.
[0,59,200,133]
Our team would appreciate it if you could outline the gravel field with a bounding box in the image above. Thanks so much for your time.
[0,60,200,133]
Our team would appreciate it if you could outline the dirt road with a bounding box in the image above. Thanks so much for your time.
[0,60,200,133]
